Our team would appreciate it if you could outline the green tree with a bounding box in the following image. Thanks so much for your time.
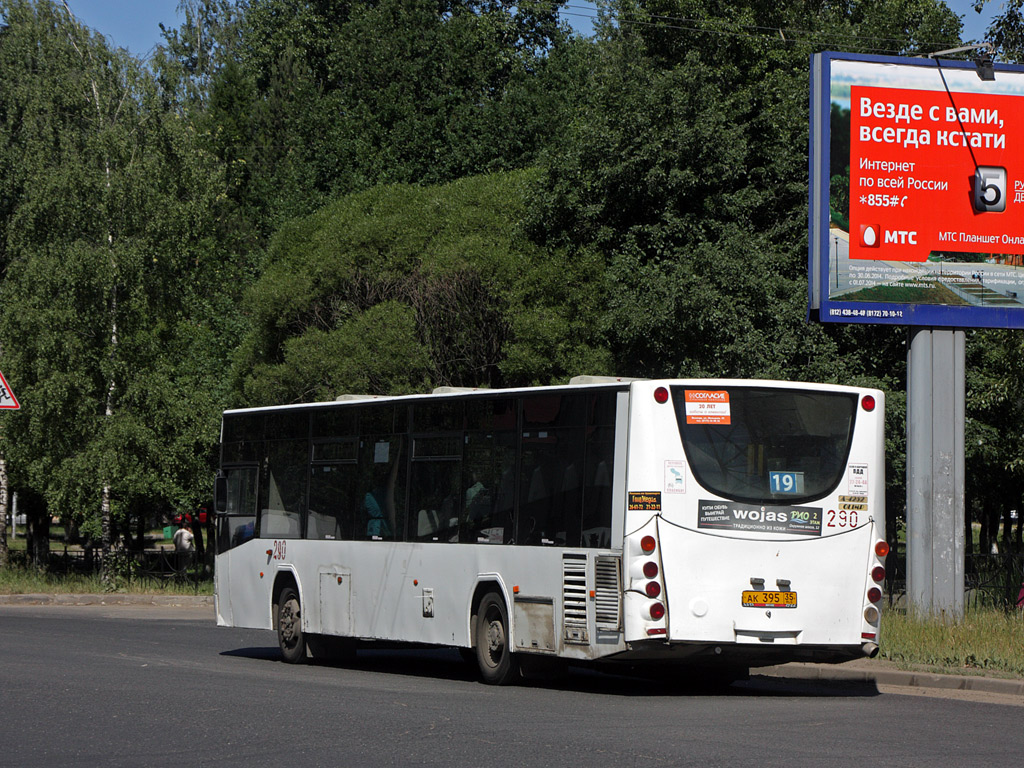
[165,0,590,240]
[0,0,234,573]
[975,0,1024,61]
[234,170,611,406]
[527,0,961,534]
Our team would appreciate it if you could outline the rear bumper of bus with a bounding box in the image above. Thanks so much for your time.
[601,638,875,670]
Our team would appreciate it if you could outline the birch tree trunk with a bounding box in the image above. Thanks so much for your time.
[62,1,119,583]
[100,287,117,586]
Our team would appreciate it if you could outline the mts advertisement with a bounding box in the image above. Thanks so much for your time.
[809,52,1024,328]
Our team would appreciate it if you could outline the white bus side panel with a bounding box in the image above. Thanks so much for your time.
[216,540,628,660]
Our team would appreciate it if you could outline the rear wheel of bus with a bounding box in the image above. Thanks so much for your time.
[475,592,519,685]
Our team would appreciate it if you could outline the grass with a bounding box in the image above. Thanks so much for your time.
[2,525,207,595]
[0,566,213,596]
[880,607,1024,678]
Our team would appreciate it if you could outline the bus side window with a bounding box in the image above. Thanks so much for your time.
[410,460,461,542]
[357,435,407,541]
[463,431,515,544]
[582,427,614,548]
[519,429,584,546]
[259,439,307,539]
[217,466,257,553]
[307,463,356,540]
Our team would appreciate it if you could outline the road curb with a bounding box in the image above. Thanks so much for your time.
[758,662,1024,696]
[0,593,214,607]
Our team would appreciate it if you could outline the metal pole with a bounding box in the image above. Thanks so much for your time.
[834,237,839,291]
[906,327,965,620]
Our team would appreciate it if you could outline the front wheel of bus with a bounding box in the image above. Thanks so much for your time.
[476,592,519,685]
[276,586,307,664]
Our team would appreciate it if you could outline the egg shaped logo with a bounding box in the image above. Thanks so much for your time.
[859,224,881,248]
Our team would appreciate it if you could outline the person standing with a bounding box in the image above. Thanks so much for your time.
[173,523,195,571]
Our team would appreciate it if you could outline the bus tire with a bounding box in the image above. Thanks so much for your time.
[276,586,307,664]
[475,592,519,685]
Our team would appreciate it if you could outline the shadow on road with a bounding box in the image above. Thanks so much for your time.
[220,643,881,699]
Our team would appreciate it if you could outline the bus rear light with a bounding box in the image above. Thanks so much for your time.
[640,535,657,554]
[864,605,880,624]
[861,394,876,412]
[654,386,669,404]
[872,566,886,582]
[647,627,668,636]
[643,561,659,578]
[862,632,877,641]
[867,587,882,603]
[875,540,890,558]
[645,581,661,598]
[649,602,666,620]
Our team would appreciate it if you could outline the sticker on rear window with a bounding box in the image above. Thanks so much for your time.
[848,464,868,494]
[665,460,686,494]
[684,390,730,425]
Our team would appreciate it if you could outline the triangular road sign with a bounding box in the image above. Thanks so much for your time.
[0,368,20,409]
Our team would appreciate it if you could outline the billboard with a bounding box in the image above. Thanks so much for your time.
[809,51,1024,328]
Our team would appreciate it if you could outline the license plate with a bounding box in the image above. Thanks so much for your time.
[742,590,797,608]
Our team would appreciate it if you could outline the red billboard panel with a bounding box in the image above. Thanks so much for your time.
[849,85,1023,263]
[809,52,1024,328]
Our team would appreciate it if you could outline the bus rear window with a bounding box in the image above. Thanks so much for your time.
[672,386,858,505]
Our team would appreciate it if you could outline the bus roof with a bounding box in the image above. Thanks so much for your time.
[222,378,878,416]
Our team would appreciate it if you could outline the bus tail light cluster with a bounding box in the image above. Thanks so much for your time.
[633,534,667,634]
[864,540,889,627]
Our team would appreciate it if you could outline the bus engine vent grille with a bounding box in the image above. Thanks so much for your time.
[594,555,622,630]
[562,554,589,645]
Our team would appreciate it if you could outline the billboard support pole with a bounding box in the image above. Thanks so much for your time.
[906,326,965,621]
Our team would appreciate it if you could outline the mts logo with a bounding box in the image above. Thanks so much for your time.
[883,230,917,245]
[860,225,917,247]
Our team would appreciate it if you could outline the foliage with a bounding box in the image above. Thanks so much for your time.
[529,2,953,384]
[975,0,1024,60]
[156,0,589,241]
[234,170,612,405]
[0,0,241,567]
[4,0,1024,584]
[525,0,965,522]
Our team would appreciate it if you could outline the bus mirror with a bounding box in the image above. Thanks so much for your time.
[214,474,228,514]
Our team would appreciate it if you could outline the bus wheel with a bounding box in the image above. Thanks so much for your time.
[475,592,519,685]
[276,586,307,664]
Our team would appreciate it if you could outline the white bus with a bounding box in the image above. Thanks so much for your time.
[213,377,887,684]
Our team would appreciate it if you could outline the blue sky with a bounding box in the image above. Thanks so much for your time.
[67,0,1001,60]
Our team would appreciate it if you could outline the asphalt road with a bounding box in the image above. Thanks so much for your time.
[1,604,1021,768]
